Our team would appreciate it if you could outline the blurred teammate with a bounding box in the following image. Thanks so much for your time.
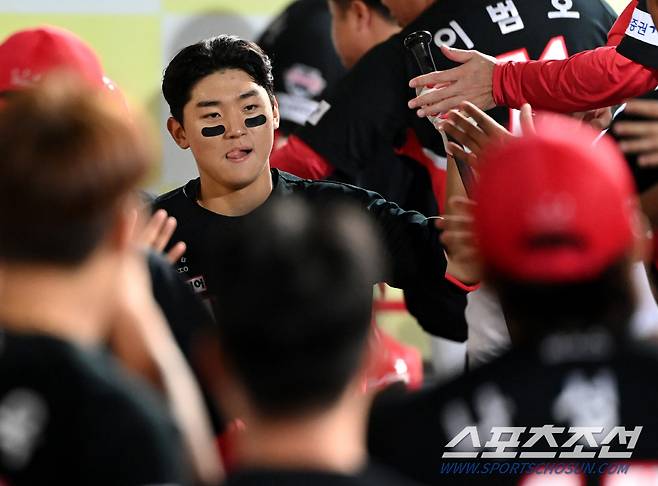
[0,26,223,484]
[0,77,187,485]
[198,197,421,485]
[271,0,615,204]
[408,0,658,117]
[368,114,658,485]
[257,0,346,139]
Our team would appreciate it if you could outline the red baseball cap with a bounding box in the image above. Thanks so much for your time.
[474,114,638,283]
[0,26,107,93]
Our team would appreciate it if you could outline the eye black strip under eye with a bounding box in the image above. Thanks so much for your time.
[202,125,226,137]
[245,114,266,128]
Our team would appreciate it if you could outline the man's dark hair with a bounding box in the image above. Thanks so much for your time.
[491,258,636,347]
[331,0,396,23]
[0,75,151,266]
[162,35,275,123]
[209,197,384,418]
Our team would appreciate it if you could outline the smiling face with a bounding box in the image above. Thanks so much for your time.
[167,68,279,193]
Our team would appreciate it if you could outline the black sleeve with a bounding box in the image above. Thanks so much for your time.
[297,39,411,178]
[147,251,226,433]
[346,188,468,341]
[297,178,468,340]
[147,251,214,360]
[617,0,658,69]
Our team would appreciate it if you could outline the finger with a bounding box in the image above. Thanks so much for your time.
[165,241,187,264]
[440,230,477,250]
[623,99,658,118]
[417,95,466,119]
[638,152,658,167]
[434,215,474,233]
[441,120,482,155]
[440,45,476,64]
[409,65,465,89]
[619,137,658,154]
[448,195,477,214]
[459,101,508,138]
[613,121,658,136]
[410,83,459,111]
[520,104,536,135]
[447,110,489,151]
[140,209,168,245]
[447,142,479,170]
[152,216,178,252]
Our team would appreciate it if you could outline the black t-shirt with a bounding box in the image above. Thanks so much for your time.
[0,330,186,486]
[298,0,615,189]
[617,0,658,68]
[258,0,346,135]
[153,169,468,341]
[223,464,423,486]
[368,332,658,485]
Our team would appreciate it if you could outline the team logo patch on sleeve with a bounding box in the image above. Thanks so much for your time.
[625,8,658,46]
[186,275,207,294]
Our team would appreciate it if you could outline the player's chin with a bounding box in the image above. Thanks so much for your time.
[219,166,265,191]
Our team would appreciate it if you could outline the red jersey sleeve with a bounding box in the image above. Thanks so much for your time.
[270,134,334,180]
[492,46,658,113]
[607,0,638,47]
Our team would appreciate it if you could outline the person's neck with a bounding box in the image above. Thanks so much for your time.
[198,164,273,217]
[372,16,401,44]
[237,393,368,475]
[0,257,114,346]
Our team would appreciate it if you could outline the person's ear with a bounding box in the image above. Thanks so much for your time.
[271,96,280,131]
[167,116,190,149]
[353,0,373,30]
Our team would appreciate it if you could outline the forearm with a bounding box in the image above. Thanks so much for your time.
[493,46,658,112]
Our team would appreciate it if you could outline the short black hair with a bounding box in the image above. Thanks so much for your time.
[491,257,636,346]
[209,197,384,418]
[0,75,151,266]
[162,35,275,123]
[330,0,396,23]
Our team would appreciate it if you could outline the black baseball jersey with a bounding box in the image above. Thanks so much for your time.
[223,465,424,486]
[257,0,346,135]
[298,0,615,186]
[368,331,658,486]
[153,169,468,341]
[0,330,186,485]
[617,0,658,68]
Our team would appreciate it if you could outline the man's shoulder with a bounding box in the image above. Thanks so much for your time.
[275,169,381,201]
[153,179,197,211]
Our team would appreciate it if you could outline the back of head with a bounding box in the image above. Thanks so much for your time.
[474,114,638,342]
[162,35,274,123]
[331,0,396,21]
[210,197,383,417]
[0,75,152,266]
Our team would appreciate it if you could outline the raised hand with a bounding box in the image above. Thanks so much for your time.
[438,101,534,169]
[614,99,658,167]
[437,196,481,285]
[408,46,497,118]
[137,208,187,264]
